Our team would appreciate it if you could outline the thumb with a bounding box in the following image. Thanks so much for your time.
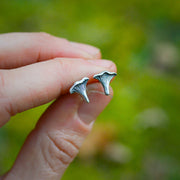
[3,83,113,180]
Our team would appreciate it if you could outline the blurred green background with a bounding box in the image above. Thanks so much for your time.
[0,0,180,179]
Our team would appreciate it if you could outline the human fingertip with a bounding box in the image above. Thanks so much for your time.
[78,83,113,125]
[87,59,117,71]
[70,42,101,59]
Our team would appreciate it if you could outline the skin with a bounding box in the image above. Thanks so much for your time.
[0,32,117,180]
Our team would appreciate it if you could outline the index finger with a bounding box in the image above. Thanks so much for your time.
[0,58,116,126]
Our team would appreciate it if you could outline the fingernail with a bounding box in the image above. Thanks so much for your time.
[78,83,113,124]
[87,59,114,68]
[70,42,100,58]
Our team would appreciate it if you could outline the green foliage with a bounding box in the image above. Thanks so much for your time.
[0,0,180,179]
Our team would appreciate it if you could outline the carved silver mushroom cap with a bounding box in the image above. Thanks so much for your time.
[93,71,117,95]
[70,77,89,103]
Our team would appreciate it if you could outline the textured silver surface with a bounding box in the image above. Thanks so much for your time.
[94,71,117,95]
[70,77,89,103]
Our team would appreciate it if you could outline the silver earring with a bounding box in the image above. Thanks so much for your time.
[70,77,89,103]
[93,71,117,95]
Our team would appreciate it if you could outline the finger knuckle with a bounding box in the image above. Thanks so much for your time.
[56,58,72,75]
[33,32,53,45]
[59,37,69,44]
[0,70,6,96]
[0,70,14,121]
[44,131,80,168]
[38,32,52,38]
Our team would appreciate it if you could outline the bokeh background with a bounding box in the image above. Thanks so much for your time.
[0,0,180,179]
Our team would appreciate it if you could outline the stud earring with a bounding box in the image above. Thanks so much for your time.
[93,71,117,95]
[70,77,89,103]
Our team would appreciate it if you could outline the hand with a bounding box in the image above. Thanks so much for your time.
[0,32,116,180]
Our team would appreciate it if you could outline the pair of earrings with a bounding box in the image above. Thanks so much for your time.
[70,71,117,103]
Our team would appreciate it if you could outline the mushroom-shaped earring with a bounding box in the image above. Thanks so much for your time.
[93,71,117,95]
[70,77,89,103]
